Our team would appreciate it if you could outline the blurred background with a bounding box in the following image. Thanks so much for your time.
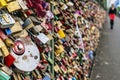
[97,0,120,15]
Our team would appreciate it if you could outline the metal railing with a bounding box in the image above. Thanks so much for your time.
[97,0,107,10]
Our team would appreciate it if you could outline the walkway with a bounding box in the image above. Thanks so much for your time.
[91,16,120,80]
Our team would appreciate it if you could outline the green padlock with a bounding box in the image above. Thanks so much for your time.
[54,16,58,21]
[0,70,10,80]
[48,57,54,64]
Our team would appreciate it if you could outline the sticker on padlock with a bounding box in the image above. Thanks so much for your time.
[37,33,49,44]
[33,25,43,33]
[0,13,15,28]
[17,0,28,10]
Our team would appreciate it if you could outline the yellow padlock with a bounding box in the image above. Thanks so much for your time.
[4,38,14,47]
[1,46,9,57]
[57,29,65,39]
[0,38,9,57]
[55,45,64,55]
[0,0,7,7]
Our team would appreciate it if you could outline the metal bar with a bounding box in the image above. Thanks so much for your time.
[51,1,55,79]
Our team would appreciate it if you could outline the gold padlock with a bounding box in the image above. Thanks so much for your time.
[7,1,21,12]
[10,22,23,33]
[0,0,7,7]
[0,38,9,57]
[12,73,18,80]
[1,46,9,57]
[57,29,65,39]
[4,38,14,47]
[13,30,28,37]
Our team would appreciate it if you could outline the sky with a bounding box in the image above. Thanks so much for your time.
[107,0,117,8]
[115,0,120,7]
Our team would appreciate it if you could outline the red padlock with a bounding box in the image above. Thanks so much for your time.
[25,10,33,16]
[4,54,15,67]
[0,29,8,40]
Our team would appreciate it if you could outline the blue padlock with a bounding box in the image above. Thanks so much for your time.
[5,28,12,35]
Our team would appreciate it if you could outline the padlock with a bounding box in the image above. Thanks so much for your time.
[55,44,64,56]
[0,63,13,75]
[7,1,21,12]
[5,28,12,35]
[12,73,18,80]
[0,70,10,80]
[60,3,68,10]
[0,29,8,40]
[0,40,9,57]
[33,25,43,33]
[35,69,42,79]
[0,0,7,7]
[4,53,15,67]
[22,18,34,30]
[54,64,60,73]
[57,29,65,39]
[67,2,74,6]
[0,38,5,48]
[17,0,28,10]
[53,8,60,15]
[41,21,52,31]
[17,73,22,80]
[47,57,54,64]
[0,39,15,67]
[10,22,23,33]
[50,1,58,6]
[37,33,49,44]
[60,62,67,74]
[31,71,37,78]
[42,75,51,80]
[0,13,15,28]
[13,30,28,37]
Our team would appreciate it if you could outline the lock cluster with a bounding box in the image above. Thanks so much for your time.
[0,0,106,80]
